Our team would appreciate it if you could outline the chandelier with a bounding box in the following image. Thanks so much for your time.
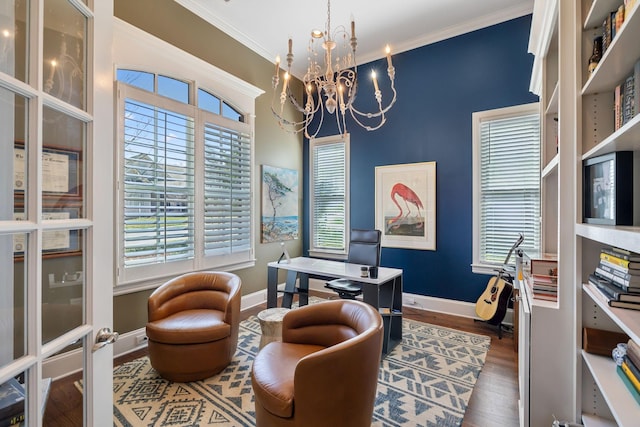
[271,0,397,139]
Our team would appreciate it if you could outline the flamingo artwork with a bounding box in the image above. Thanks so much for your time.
[387,182,424,232]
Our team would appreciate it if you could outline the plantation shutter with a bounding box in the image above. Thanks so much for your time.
[311,138,347,251]
[203,121,252,256]
[122,98,195,267]
[479,112,540,264]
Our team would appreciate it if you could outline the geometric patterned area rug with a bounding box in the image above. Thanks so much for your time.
[105,314,490,427]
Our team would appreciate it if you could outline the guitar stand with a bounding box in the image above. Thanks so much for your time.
[473,318,512,339]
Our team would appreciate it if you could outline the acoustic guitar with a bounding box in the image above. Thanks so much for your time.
[475,275,513,324]
[475,234,524,325]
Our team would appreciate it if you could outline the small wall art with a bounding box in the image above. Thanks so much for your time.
[261,165,299,242]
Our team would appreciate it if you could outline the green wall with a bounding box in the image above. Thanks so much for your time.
[113,0,303,334]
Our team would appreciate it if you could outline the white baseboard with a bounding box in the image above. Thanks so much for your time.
[43,281,512,380]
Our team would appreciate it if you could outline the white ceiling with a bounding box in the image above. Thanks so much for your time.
[176,0,534,79]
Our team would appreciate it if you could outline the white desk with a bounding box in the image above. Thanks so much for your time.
[267,257,403,354]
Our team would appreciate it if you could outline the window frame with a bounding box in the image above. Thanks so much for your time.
[471,102,541,275]
[112,19,263,292]
[308,134,350,259]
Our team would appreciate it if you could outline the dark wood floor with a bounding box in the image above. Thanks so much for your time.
[44,293,519,426]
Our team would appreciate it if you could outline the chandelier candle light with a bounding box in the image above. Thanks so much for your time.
[272,0,397,138]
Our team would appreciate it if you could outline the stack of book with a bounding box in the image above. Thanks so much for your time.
[523,253,558,302]
[591,247,640,310]
[613,59,640,131]
[618,339,640,404]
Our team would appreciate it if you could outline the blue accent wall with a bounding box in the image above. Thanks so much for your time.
[303,15,539,303]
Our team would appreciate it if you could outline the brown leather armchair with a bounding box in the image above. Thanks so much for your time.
[251,299,383,427]
[146,271,241,382]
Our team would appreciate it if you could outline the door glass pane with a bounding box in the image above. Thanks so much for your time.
[44,347,79,425]
[0,0,28,82]
[43,0,86,110]
[42,229,84,345]
[2,88,28,220]
[1,232,28,367]
[42,106,85,217]
[0,370,27,426]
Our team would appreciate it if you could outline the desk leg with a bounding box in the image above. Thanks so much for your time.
[267,266,278,308]
[281,270,298,308]
[298,273,309,306]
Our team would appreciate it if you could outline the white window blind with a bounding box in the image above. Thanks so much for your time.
[476,105,541,265]
[123,98,195,267]
[310,135,349,255]
[203,121,252,257]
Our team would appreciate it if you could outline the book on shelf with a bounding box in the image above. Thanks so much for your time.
[0,377,51,427]
[590,275,640,310]
[0,378,24,427]
[624,355,640,383]
[621,358,640,393]
[601,251,640,270]
[623,74,635,125]
[602,246,640,263]
[610,299,640,311]
[589,273,629,301]
[634,59,640,122]
[615,83,623,131]
[598,258,640,281]
[596,261,640,291]
[617,365,640,405]
[628,339,640,370]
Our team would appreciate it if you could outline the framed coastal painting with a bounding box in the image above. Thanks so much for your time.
[375,161,436,250]
[261,165,299,242]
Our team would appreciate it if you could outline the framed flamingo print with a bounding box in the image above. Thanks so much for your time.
[375,162,436,250]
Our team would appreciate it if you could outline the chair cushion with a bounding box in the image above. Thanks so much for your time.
[146,309,230,345]
[252,342,325,418]
[325,278,362,293]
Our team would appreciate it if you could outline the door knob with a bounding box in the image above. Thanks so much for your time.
[92,327,119,352]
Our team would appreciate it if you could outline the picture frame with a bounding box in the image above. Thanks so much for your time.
[13,206,82,259]
[375,161,436,250]
[261,165,299,243]
[583,151,635,225]
[14,142,82,198]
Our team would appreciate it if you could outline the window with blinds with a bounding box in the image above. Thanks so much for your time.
[309,134,350,256]
[203,121,251,257]
[122,99,195,267]
[116,72,254,286]
[473,104,541,268]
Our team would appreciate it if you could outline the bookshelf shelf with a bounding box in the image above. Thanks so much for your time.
[582,4,640,94]
[584,282,640,344]
[584,0,628,29]
[576,223,640,255]
[582,113,640,160]
[541,154,558,178]
[582,413,618,427]
[545,81,559,115]
[582,351,640,427]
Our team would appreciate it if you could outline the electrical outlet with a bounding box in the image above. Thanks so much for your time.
[136,334,148,345]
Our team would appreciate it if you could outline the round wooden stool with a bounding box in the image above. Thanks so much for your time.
[257,307,290,349]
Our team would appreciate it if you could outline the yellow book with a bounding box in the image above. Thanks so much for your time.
[601,252,631,269]
[622,360,640,393]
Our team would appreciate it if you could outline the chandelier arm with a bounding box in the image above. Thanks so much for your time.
[348,83,398,118]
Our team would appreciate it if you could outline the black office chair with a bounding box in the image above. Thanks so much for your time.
[325,229,382,299]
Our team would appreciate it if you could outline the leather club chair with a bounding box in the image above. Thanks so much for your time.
[146,271,241,382]
[251,299,383,427]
